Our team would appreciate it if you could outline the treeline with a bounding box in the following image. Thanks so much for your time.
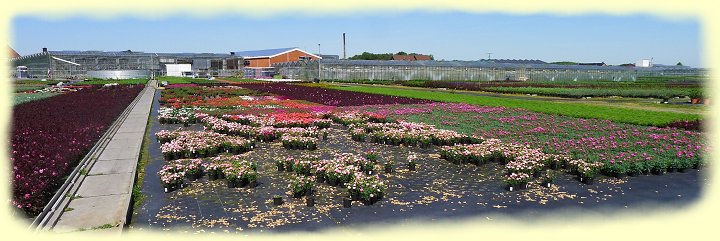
[349,51,433,60]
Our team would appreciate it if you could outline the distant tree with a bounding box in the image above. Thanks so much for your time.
[396,51,407,55]
[676,62,683,66]
[550,61,578,65]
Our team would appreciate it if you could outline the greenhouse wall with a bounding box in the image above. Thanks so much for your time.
[273,60,705,82]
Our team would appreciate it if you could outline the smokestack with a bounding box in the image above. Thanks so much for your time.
[343,33,346,59]
[42,47,47,53]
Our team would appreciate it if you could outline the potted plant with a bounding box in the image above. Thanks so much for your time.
[384,161,393,174]
[273,195,283,205]
[306,196,315,207]
[541,170,555,188]
[342,197,352,208]
[365,151,379,162]
[225,172,237,188]
[503,172,530,191]
[649,160,667,175]
[688,89,702,104]
[407,155,417,171]
[275,160,284,172]
[246,170,258,188]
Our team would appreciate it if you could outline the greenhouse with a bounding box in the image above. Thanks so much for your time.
[12,49,244,79]
[273,59,706,82]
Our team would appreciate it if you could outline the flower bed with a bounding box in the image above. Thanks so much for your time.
[348,121,481,147]
[11,84,144,215]
[240,83,432,106]
[157,130,254,160]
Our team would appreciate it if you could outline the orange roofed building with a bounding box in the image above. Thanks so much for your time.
[232,47,321,68]
[8,46,21,59]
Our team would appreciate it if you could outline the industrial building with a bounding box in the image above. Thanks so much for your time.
[231,47,321,79]
[11,48,243,79]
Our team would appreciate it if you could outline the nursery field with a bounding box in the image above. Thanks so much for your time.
[129,83,706,233]
[10,85,145,215]
[323,85,702,126]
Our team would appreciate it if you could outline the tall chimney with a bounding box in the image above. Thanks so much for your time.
[343,33,346,59]
[42,47,48,53]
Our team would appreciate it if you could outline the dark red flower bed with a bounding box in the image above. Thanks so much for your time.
[239,83,432,106]
[663,120,702,131]
[11,85,144,216]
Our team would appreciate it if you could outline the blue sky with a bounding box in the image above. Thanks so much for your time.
[11,12,702,67]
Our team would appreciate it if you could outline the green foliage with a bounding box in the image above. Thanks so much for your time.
[482,86,698,99]
[13,93,59,105]
[78,79,149,85]
[326,85,701,126]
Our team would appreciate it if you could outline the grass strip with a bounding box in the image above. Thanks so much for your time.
[326,85,702,126]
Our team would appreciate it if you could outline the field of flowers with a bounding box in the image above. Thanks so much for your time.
[134,83,706,231]
[11,85,145,215]
[240,83,432,106]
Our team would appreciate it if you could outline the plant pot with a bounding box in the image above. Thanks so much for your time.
[579,176,594,185]
[532,172,541,178]
[343,198,352,208]
[187,174,198,182]
[667,168,677,173]
[237,179,248,188]
[651,170,665,175]
[164,185,176,193]
[628,171,638,177]
[277,166,284,172]
[505,185,516,192]
[208,173,218,181]
[678,168,688,173]
[541,181,552,188]
[384,166,392,174]
[351,193,360,201]
[408,164,416,171]
[227,180,236,188]
[615,172,627,179]
[316,176,325,183]
[218,172,225,179]
[305,188,314,197]
[273,197,283,205]
[690,98,700,104]
[328,178,338,186]
[306,197,315,207]
[377,191,384,200]
[249,180,257,188]
[293,191,305,198]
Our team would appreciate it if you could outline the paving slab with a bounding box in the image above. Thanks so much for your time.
[104,137,143,151]
[53,194,130,233]
[111,132,145,141]
[97,147,140,161]
[76,173,134,197]
[88,158,136,175]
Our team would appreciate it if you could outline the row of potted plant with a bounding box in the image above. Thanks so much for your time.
[328,111,389,126]
[202,115,329,142]
[222,112,332,129]
[158,107,201,125]
[157,130,254,160]
[281,134,319,150]
[348,121,482,147]
[276,153,390,205]
[157,158,204,192]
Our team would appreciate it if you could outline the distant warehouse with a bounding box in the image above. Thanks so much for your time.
[273,59,705,82]
[11,48,244,79]
[231,47,321,78]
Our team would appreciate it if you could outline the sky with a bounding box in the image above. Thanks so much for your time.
[11,12,702,67]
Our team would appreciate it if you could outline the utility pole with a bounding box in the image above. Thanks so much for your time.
[318,43,321,81]
[343,33,346,59]
[486,52,493,60]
